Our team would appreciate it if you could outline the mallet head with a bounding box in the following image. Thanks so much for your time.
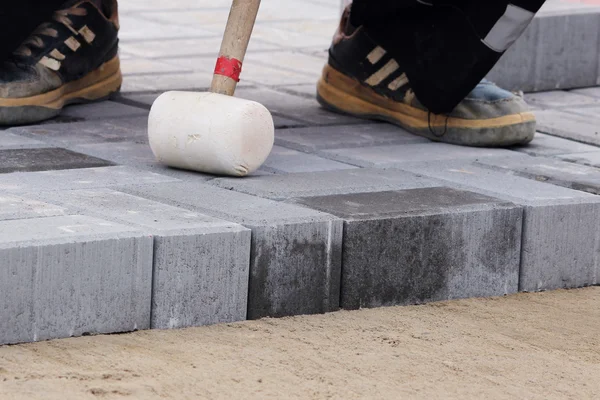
[148,91,274,177]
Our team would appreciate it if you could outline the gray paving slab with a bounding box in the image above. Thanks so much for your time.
[396,160,600,292]
[524,91,600,109]
[60,101,149,120]
[0,132,46,150]
[7,117,149,146]
[33,189,251,330]
[294,188,522,309]
[0,148,114,174]
[572,87,600,99]
[0,215,153,345]
[528,109,600,146]
[477,156,600,195]
[487,0,600,91]
[556,151,600,169]
[274,123,427,153]
[210,168,442,200]
[319,142,518,168]
[261,146,356,174]
[119,182,343,319]
[511,133,600,157]
[0,194,66,221]
[0,166,178,194]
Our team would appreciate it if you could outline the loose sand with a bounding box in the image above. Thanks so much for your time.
[1,288,599,399]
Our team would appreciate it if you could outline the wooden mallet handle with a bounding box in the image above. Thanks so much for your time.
[211,0,262,96]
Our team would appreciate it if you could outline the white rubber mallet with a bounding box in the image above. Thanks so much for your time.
[148,0,274,177]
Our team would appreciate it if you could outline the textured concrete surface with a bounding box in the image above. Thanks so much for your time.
[0,215,153,345]
[1,0,600,345]
[296,188,523,309]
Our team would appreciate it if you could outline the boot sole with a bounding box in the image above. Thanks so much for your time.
[317,64,536,147]
[0,56,123,126]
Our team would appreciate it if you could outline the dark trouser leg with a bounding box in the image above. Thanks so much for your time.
[351,0,547,114]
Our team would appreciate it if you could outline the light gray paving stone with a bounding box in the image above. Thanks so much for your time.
[0,132,46,150]
[0,215,152,345]
[34,189,251,329]
[275,123,427,152]
[120,58,192,75]
[524,91,600,109]
[0,166,179,194]
[487,1,600,91]
[396,160,600,291]
[535,109,600,146]
[320,142,518,168]
[511,133,600,157]
[0,194,66,221]
[119,182,343,319]
[477,156,600,195]
[261,146,356,173]
[8,117,149,146]
[60,101,148,120]
[118,16,215,41]
[556,151,600,169]
[572,87,600,99]
[294,188,522,309]
[210,168,442,200]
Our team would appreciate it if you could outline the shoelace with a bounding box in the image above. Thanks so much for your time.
[13,7,88,57]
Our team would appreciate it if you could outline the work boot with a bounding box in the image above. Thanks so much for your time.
[0,0,121,126]
[317,7,536,147]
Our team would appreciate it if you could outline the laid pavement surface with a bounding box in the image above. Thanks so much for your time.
[1,0,600,345]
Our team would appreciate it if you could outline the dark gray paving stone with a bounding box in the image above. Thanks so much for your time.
[275,123,427,153]
[487,2,600,91]
[0,166,178,194]
[210,168,441,200]
[119,182,342,319]
[511,133,600,157]
[294,188,522,309]
[7,117,149,146]
[477,156,600,195]
[535,109,600,146]
[34,189,251,330]
[0,148,114,174]
[396,160,600,291]
[0,215,153,345]
[261,146,357,173]
[319,142,517,168]
[524,91,600,109]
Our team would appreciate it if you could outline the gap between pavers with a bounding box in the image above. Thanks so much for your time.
[0,215,153,346]
[118,182,343,320]
[30,189,252,330]
[394,160,600,292]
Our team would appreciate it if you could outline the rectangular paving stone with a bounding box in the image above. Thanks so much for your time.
[524,91,600,109]
[0,148,114,174]
[294,188,522,309]
[0,166,178,193]
[556,151,600,168]
[396,160,600,291]
[319,142,517,168]
[60,101,149,120]
[34,189,251,329]
[572,87,600,99]
[0,215,153,345]
[477,156,600,195]
[120,182,343,319]
[275,123,427,152]
[8,117,149,146]
[0,195,66,221]
[0,132,46,150]
[487,0,600,91]
[261,146,356,174]
[511,133,600,157]
[210,168,442,200]
[535,109,600,146]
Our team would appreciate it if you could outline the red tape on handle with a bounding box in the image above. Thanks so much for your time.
[214,56,243,82]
